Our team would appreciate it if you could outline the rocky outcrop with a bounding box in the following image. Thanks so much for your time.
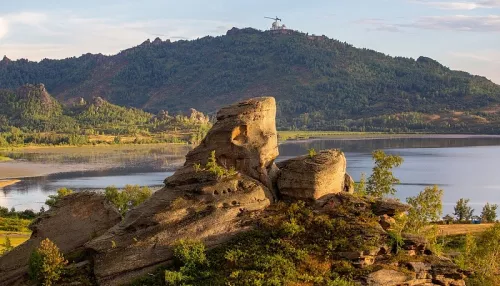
[0,192,121,285]
[277,149,352,201]
[188,108,210,124]
[184,97,278,189]
[85,97,278,285]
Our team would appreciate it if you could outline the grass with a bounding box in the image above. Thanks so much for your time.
[437,223,495,236]
[0,231,30,252]
[0,155,12,162]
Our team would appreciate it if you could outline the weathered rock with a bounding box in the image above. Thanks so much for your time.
[379,214,396,230]
[431,262,468,286]
[276,149,349,201]
[407,261,432,279]
[344,173,355,194]
[85,97,278,285]
[86,172,273,285]
[188,108,210,124]
[0,192,121,285]
[372,198,410,216]
[365,269,413,285]
[183,97,278,189]
[402,233,429,256]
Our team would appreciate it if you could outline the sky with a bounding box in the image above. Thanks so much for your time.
[0,0,499,84]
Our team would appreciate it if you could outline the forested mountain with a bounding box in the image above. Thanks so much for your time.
[1,28,500,132]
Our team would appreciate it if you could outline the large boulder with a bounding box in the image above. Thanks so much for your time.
[0,192,121,285]
[183,97,278,189]
[276,149,352,201]
[86,97,278,285]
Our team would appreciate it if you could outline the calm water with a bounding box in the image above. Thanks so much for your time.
[2,136,500,216]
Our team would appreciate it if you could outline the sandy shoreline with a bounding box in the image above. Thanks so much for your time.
[0,161,114,180]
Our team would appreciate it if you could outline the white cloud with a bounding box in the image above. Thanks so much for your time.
[0,12,236,60]
[408,15,500,32]
[413,0,500,10]
[448,50,500,83]
[0,18,8,39]
[357,15,500,32]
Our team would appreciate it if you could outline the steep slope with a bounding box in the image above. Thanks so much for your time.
[1,28,500,132]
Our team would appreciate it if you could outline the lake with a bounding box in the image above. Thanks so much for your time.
[1,135,500,217]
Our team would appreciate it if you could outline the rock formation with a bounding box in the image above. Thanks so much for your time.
[184,97,278,189]
[85,97,278,285]
[0,192,121,285]
[277,149,353,201]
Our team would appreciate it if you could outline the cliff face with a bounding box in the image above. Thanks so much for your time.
[0,97,469,286]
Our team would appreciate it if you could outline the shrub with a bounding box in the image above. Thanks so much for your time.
[308,148,317,158]
[28,238,67,286]
[205,150,237,179]
[45,188,73,208]
[104,185,152,215]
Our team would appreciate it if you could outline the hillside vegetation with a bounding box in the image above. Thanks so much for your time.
[1,28,500,132]
[0,84,211,146]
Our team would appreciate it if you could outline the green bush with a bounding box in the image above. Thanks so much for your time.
[45,188,73,208]
[105,185,152,215]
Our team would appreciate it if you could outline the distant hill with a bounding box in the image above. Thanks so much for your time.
[0,84,210,146]
[1,28,500,133]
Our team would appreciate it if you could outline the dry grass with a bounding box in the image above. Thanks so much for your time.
[437,223,494,236]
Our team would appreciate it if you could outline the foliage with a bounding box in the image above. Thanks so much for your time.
[1,30,500,133]
[104,185,152,215]
[308,148,317,158]
[456,224,500,285]
[0,217,31,232]
[366,150,403,197]
[453,198,474,222]
[0,237,13,254]
[354,173,367,196]
[132,201,381,285]
[0,206,38,220]
[28,238,68,286]
[205,150,238,179]
[163,240,210,285]
[0,85,211,147]
[481,203,498,223]
[405,185,443,233]
[45,188,73,208]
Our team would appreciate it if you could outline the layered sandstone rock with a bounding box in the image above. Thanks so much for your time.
[184,97,278,189]
[85,97,279,285]
[0,192,121,285]
[277,149,352,201]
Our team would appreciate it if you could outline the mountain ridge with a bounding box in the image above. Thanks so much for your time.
[1,27,499,132]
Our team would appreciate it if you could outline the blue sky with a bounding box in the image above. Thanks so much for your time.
[0,0,499,83]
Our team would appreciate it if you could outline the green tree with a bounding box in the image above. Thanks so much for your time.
[366,150,404,197]
[354,173,367,196]
[45,188,73,208]
[481,203,498,223]
[443,214,454,224]
[104,185,152,215]
[454,198,474,222]
[405,185,443,233]
[28,238,67,286]
[164,239,209,285]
